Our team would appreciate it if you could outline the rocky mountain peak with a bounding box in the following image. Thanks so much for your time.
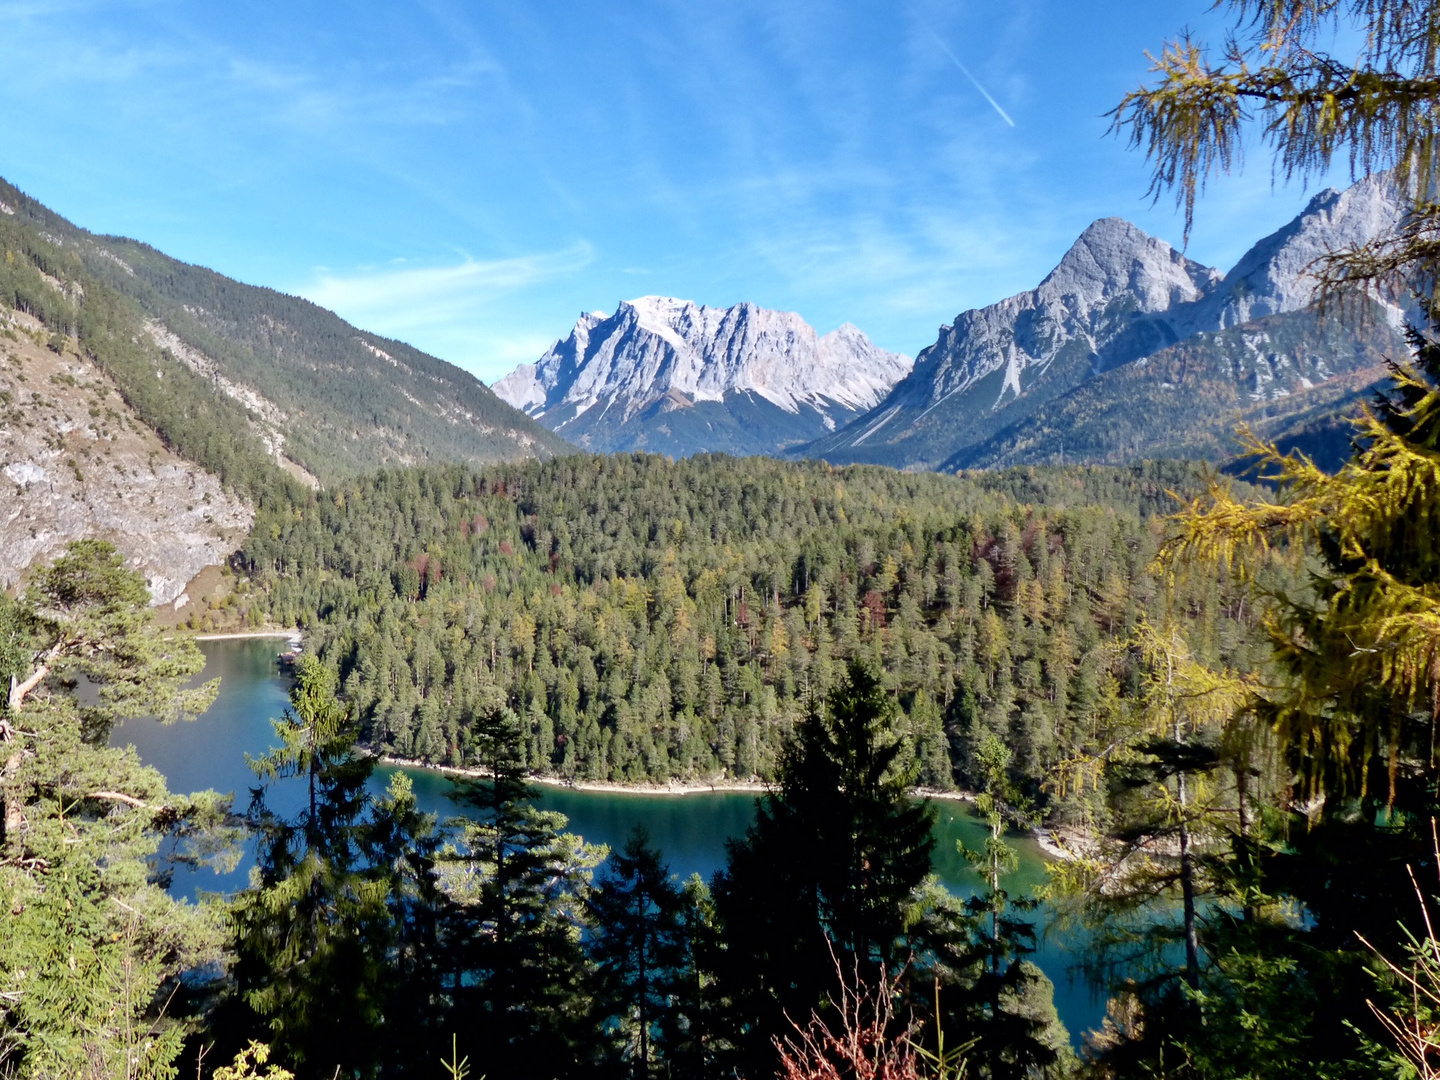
[494,297,911,424]
[889,218,1221,415]
[1205,174,1406,327]
[1040,216,1220,313]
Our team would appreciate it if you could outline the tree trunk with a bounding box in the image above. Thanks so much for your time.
[1,748,23,852]
[8,664,49,713]
[1177,770,1200,992]
[1170,658,1201,994]
[1236,755,1257,923]
[638,928,649,1080]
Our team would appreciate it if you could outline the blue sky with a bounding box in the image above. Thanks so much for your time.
[0,1,1354,382]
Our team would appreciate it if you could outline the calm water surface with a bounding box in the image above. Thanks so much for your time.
[110,639,1105,1039]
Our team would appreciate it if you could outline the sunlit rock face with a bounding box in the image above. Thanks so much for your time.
[492,298,912,456]
[806,174,1406,471]
[1200,175,1405,329]
[0,311,253,606]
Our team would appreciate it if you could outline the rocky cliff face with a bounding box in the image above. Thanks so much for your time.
[492,298,911,456]
[1200,174,1406,328]
[0,311,253,605]
[896,218,1218,407]
[807,175,1406,471]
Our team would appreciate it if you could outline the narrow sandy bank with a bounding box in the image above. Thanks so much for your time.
[194,630,302,641]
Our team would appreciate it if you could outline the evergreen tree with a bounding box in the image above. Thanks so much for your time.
[1113,0,1440,250]
[955,733,1068,1080]
[586,826,689,1079]
[227,657,439,1077]
[447,705,604,1079]
[660,873,719,1079]
[710,662,937,1077]
[0,541,226,1078]
[1107,4,1440,1069]
[365,771,452,1079]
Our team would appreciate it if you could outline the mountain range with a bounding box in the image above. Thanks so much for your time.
[492,296,911,456]
[498,175,1408,469]
[808,175,1405,471]
[0,167,1413,604]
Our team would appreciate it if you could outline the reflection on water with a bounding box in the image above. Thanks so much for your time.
[110,638,1104,1040]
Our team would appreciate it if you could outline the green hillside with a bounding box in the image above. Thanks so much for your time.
[0,177,569,493]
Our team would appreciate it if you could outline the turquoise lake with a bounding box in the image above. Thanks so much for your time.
[110,638,1105,1041]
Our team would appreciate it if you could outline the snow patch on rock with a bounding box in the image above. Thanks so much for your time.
[493,299,912,428]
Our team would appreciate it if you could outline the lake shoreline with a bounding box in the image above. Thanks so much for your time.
[373,752,1076,857]
[194,630,302,642]
[375,752,1078,861]
[375,754,771,796]
[376,752,987,801]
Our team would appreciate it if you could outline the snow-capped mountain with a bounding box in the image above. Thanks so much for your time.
[807,175,1406,470]
[492,298,912,456]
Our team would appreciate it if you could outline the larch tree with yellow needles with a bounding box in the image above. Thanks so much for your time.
[1098,2,1440,1074]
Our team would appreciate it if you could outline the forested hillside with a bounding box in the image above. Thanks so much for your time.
[236,454,1272,811]
[0,198,288,505]
[0,177,568,492]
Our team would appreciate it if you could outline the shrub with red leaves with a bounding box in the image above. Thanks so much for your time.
[774,964,965,1080]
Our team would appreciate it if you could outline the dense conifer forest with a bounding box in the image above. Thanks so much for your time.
[233,454,1270,818]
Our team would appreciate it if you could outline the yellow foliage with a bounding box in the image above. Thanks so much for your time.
[212,1042,294,1080]
[1161,367,1440,801]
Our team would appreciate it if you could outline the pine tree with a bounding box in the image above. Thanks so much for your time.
[0,541,226,1079]
[955,733,1068,1080]
[1110,5,1440,1069]
[1113,0,1440,250]
[710,662,937,1077]
[586,827,689,1079]
[226,657,438,1077]
[447,705,604,1078]
[366,771,451,1079]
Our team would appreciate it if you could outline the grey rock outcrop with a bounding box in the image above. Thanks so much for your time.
[1202,175,1406,328]
[0,312,252,605]
[899,218,1219,412]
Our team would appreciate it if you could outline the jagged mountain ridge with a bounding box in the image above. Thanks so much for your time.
[1201,175,1405,329]
[805,175,1405,471]
[492,297,911,456]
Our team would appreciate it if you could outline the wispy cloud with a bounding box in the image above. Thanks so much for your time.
[299,242,595,328]
[294,244,596,379]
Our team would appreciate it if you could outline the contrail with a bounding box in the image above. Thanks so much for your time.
[925,27,1015,128]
